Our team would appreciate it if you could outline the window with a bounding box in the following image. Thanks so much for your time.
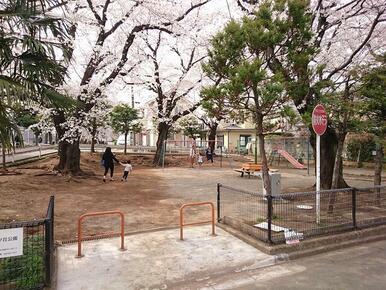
[217,135,224,147]
[239,135,251,147]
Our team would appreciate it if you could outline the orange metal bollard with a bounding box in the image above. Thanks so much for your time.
[179,202,215,240]
[76,210,125,258]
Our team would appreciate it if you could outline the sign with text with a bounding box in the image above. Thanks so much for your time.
[0,228,23,259]
[312,104,327,136]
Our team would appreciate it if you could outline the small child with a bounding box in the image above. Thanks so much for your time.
[120,160,133,182]
[197,153,203,167]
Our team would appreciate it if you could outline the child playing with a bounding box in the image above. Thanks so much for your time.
[197,152,203,167]
[120,160,133,182]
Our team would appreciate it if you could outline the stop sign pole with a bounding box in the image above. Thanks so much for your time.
[312,104,327,224]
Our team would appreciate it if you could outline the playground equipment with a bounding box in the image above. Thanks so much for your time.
[278,149,306,169]
[269,149,307,169]
[76,211,126,258]
[179,202,216,240]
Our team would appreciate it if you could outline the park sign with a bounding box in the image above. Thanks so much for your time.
[0,228,23,258]
[312,104,327,136]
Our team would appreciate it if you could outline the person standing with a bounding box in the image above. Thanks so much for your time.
[189,144,196,168]
[205,147,214,164]
[102,147,119,182]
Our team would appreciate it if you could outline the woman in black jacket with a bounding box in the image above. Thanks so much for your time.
[102,147,119,182]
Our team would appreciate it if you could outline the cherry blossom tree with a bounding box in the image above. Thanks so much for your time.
[53,0,211,173]
[135,28,208,166]
[84,96,111,153]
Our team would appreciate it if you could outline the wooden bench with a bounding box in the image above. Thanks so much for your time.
[234,163,263,178]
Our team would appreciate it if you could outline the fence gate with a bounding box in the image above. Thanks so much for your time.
[0,196,54,290]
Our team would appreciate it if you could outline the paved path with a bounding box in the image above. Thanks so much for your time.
[57,225,386,290]
[57,226,272,290]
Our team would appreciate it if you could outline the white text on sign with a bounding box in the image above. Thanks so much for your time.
[312,114,327,126]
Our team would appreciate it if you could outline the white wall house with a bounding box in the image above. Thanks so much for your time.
[140,99,198,147]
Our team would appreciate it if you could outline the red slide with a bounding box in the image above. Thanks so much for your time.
[277,149,306,169]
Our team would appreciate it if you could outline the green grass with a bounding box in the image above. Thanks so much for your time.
[0,235,44,289]
[255,215,282,224]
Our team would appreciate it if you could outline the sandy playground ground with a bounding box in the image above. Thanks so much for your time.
[0,152,378,241]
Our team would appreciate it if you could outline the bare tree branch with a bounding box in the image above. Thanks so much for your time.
[104,1,142,38]
[86,0,103,24]
[102,0,112,24]
[171,102,201,122]
[326,9,385,79]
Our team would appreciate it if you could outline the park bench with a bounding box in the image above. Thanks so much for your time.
[234,163,263,178]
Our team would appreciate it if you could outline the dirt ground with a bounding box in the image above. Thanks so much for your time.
[0,152,379,241]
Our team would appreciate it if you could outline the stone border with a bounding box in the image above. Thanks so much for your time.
[217,222,386,258]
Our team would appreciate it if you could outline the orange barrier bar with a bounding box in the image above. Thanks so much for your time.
[179,202,215,240]
[76,210,125,258]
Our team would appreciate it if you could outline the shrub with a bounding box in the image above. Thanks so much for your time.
[0,235,44,289]
[346,138,376,163]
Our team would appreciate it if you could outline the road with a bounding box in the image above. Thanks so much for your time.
[200,239,386,290]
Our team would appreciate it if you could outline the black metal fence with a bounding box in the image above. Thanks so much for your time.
[217,184,386,244]
[0,196,54,290]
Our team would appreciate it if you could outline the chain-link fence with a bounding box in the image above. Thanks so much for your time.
[0,196,54,290]
[218,184,386,244]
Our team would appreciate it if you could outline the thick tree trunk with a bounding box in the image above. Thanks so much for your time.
[57,139,81,174]
[35,133,39,146]
[256,115,271,196]
[332,132,347,189]
[374,143,384,205]
[374,143,384,186]
[90,138,96,153]
[52,111,81,174]
[208,122,218,152]
[124,132,128,155]
[310,126,348,190]
[328,132,347,213]
[153,122,170,166]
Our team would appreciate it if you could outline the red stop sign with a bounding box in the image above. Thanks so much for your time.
[312,104,327,135]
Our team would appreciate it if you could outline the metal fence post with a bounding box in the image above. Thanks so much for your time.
[217,183,221,222]
[44,196,55,287]
[220,146,222,168]
[44,218,52,286]
[352,188,357,229]
[267,194,273,244]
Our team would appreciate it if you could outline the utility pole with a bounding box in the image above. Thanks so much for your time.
[131,86,135,146]
[131,86,134,108]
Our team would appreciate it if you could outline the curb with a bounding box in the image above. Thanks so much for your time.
[6,152,57,168]
[217,223,386,260]
[287,233,386,260]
